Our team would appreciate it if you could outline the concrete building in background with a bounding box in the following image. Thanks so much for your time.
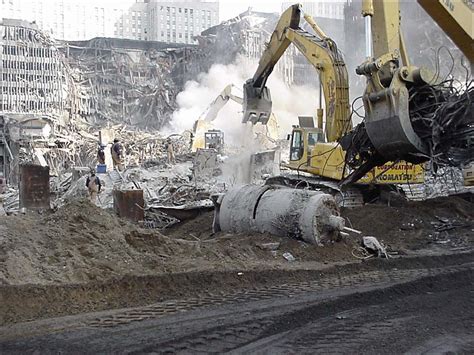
[0,0,219,43]
[281,1,345,20]
[148,1,219,43]
[280,1,346,87]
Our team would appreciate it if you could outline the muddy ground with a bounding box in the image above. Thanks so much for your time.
[0,194,472,325]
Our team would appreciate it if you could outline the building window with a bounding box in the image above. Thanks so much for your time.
[178,8,181,13]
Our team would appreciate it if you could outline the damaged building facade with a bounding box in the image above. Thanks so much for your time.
[0,19,71,184]
[0,8,347,185]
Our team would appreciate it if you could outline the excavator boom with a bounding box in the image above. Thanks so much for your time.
[417,0,473,62]
[242,5,300,125]
[340,0,473,186]
[243,4,351,142]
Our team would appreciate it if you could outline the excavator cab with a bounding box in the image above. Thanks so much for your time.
[242,80,272,125]
[289,127,325,162]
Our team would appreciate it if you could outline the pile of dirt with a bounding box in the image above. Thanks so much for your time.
[342,195,474,251]
[0,199,353,286]
[0,199,191,285]
[1,195,472,287]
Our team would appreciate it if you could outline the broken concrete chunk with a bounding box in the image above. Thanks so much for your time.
[282,252,296,262]
[362,236,388,258]
[258,242,281,251]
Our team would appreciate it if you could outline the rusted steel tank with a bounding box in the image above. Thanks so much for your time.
[213,184,345,245]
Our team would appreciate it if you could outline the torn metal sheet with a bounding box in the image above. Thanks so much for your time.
[113,189,145,222]
[19,164,50,210]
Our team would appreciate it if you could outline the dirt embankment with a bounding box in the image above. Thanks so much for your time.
[0,200,351,287]
[0,195,472,287]
[342,194,474,251]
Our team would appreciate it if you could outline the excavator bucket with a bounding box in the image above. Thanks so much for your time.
[242,80,272,125]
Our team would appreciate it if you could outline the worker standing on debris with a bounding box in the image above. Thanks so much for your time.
[111,138,124,171]
[86,171,102,204]
[165,138,176,164]
[97,143,106,165]
[189,132,194,150]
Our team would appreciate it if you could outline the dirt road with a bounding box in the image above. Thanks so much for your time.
[2,253,473,354]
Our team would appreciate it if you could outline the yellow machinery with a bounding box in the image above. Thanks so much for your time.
[340,0,473,186]
[242,4,423,204]
[192,84,280,152]
[417,0,473,63]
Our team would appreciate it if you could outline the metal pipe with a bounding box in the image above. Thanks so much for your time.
[365,15,373,59]
[214,185,345,245]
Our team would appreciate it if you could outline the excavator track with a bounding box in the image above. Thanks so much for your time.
[265,174,366,207]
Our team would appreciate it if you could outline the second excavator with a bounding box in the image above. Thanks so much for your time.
[241,3,424,206]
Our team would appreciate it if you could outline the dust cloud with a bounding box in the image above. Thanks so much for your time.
[167,55,318,146]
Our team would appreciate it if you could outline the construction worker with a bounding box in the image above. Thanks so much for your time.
[111,138,124,171]
[97,143,106,165]
[165,138,175,164]
[86,171,101,204]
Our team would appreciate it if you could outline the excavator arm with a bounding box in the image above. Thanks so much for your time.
[243,4,351,142]
[199,84,243,122]
[340,0,473,186]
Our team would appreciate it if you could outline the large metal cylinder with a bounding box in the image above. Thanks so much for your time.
[214,185,345,245]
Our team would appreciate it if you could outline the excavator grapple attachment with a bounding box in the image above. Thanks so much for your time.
[242,80,272,125]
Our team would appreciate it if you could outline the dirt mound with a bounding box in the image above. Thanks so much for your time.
[1,195,472,287]
[0,200,353,286]
[342,195,474,251]
[0,199,184,285]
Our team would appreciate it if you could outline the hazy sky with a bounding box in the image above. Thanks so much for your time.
[218,0,282,22]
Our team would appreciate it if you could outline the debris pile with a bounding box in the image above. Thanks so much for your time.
[64,38,183,129]
[410,79,473,170]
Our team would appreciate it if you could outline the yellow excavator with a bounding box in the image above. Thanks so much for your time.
[192,84,280,152]
[242,3,424,205]
[339,0,473,186]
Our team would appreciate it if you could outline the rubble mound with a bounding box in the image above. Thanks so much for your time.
[1,195,473,287]
[1,199,350,286]
[342,195,474,251]
[0,199,187,286]
[43,199,123,232]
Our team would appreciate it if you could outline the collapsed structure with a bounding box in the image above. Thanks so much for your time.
[0,4,470,222]
[0,11,293,186]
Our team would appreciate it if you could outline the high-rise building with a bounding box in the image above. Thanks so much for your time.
[0,0,219,43]
[279,1,346,87]
[148,1,219,43]
[281,1,345,20]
